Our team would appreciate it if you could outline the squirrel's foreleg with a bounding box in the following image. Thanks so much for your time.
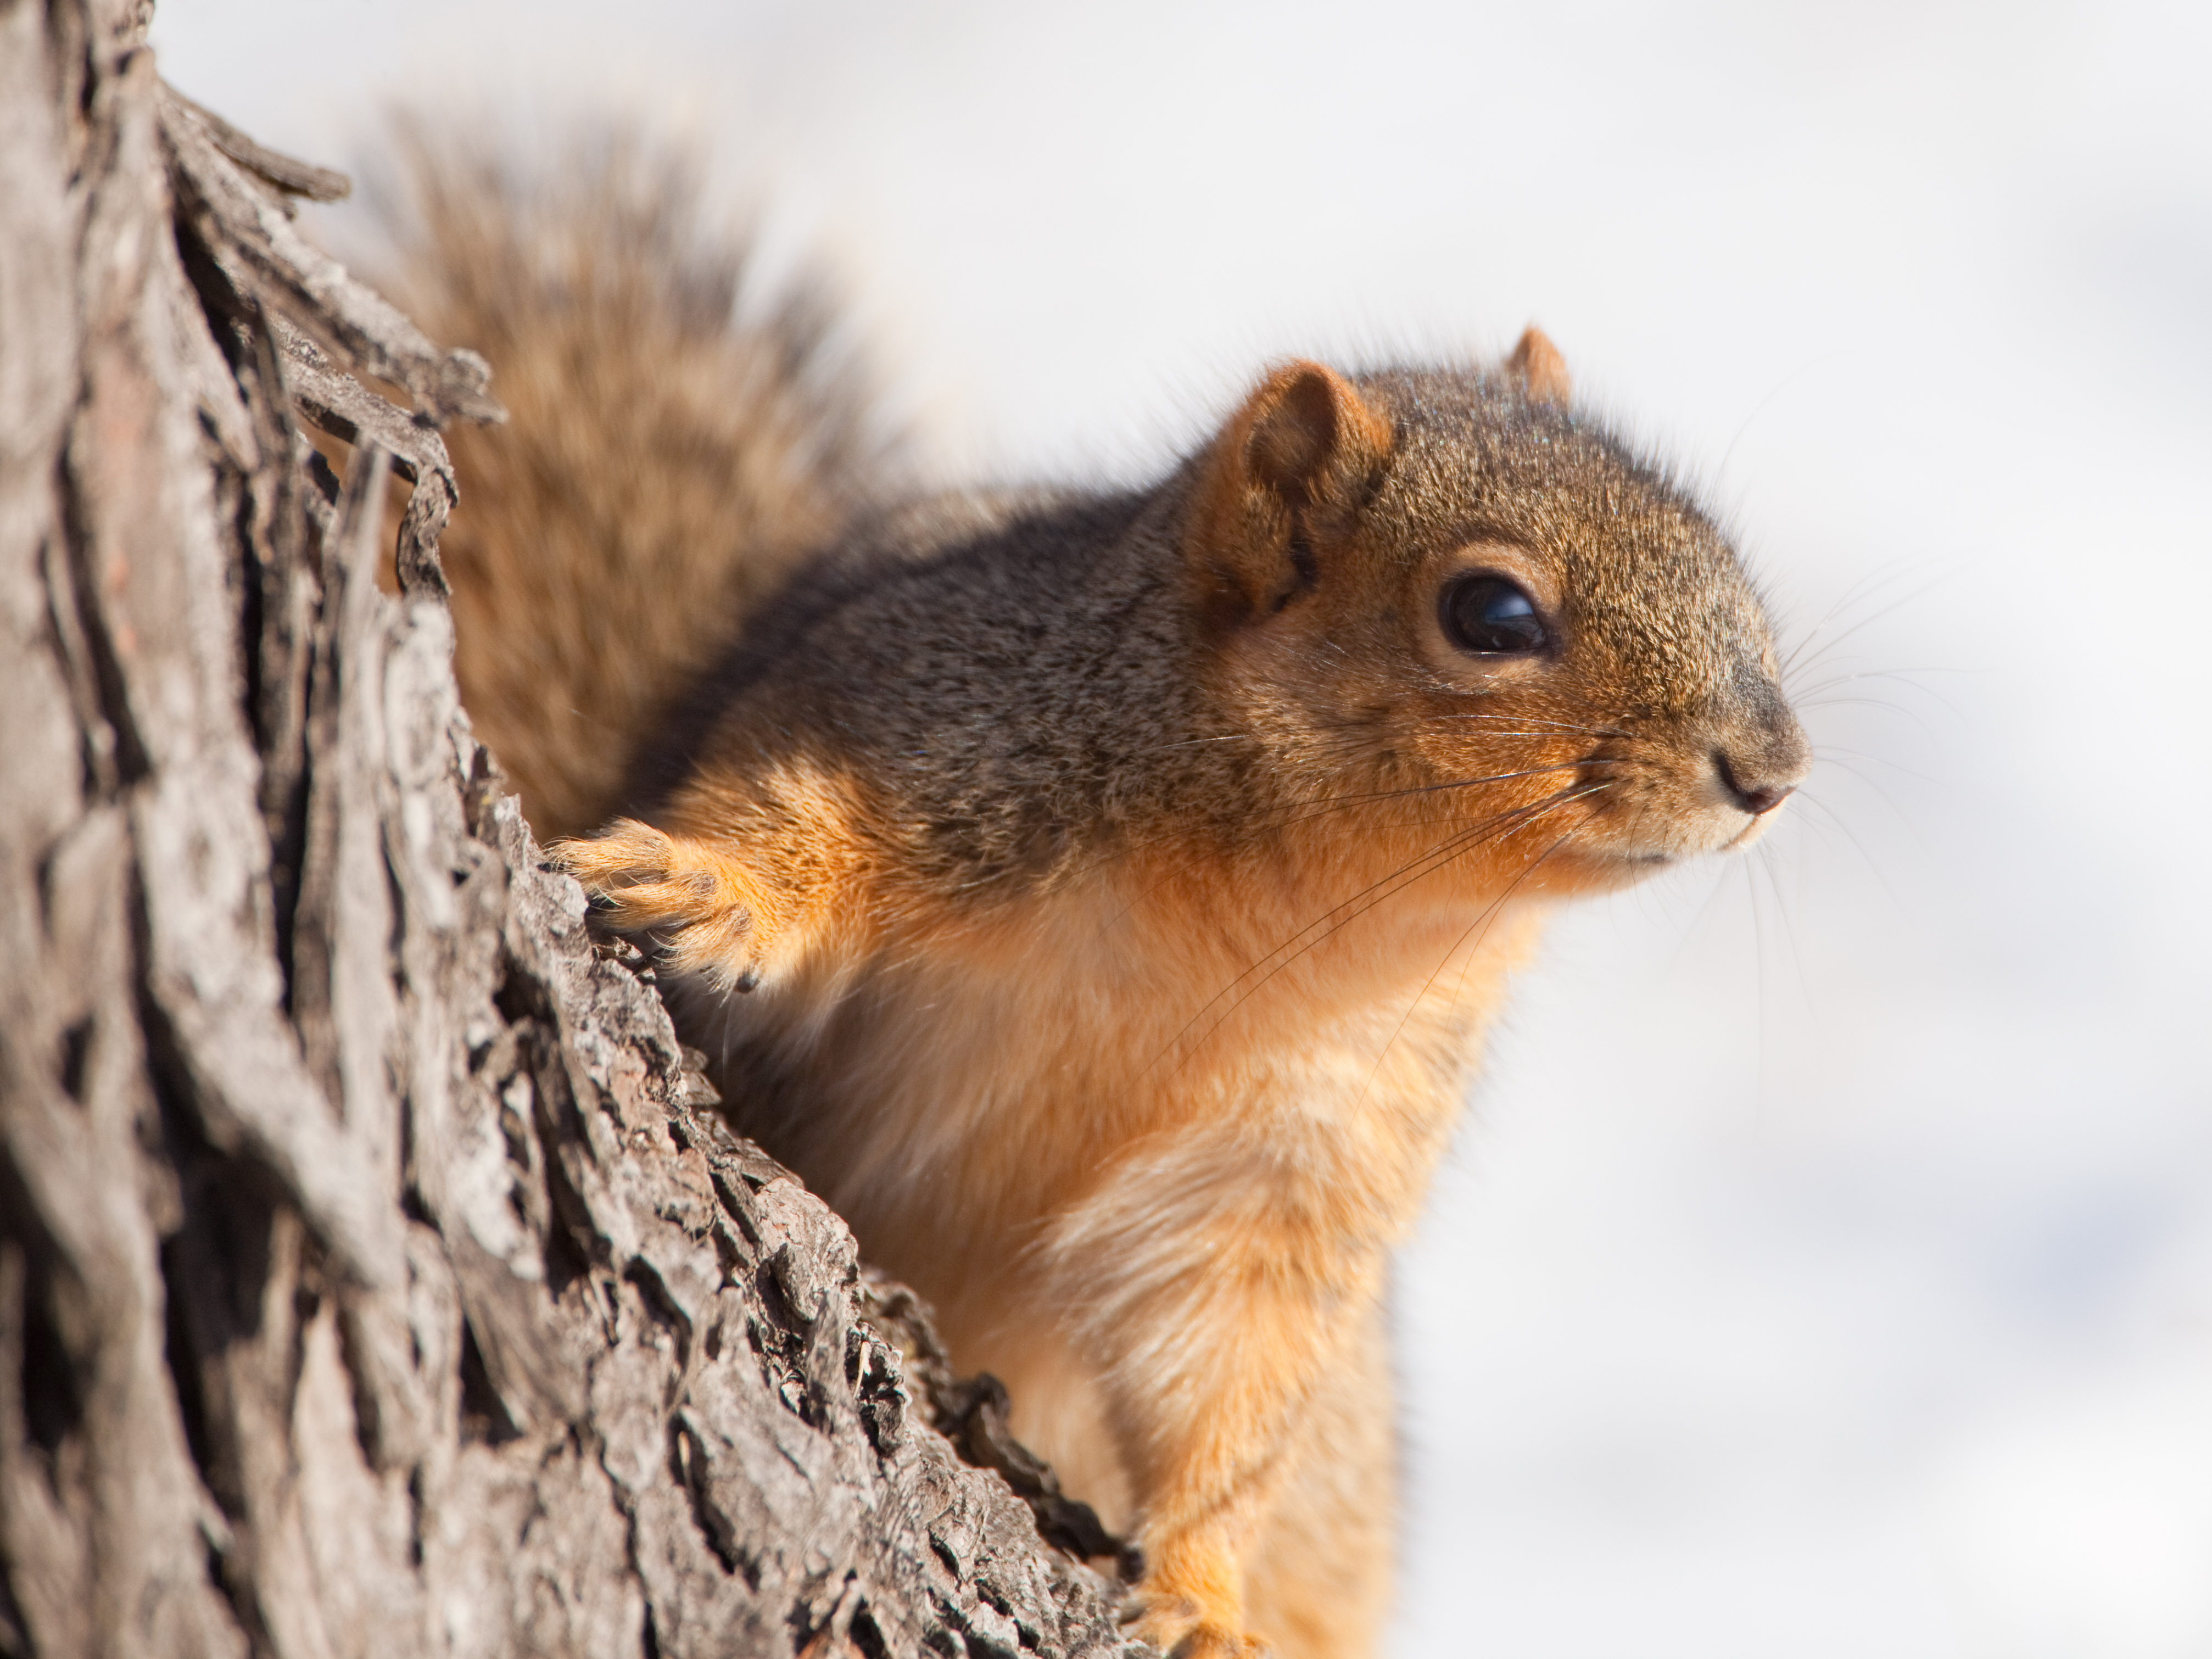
[556,819,784,992]
[1044,1130,1389,1657]
[554,759,877,993]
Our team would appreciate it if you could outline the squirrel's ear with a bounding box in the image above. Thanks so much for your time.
[1506,326,1571,405]
[1189,361,1392,623]
[1238,361,1393,510]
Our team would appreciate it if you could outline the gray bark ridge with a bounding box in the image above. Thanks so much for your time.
[0,5,1149,1655]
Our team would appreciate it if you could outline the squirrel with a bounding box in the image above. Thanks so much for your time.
[390,138,1810,1659]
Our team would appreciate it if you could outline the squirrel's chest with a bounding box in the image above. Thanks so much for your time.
[701,864,1543,1244]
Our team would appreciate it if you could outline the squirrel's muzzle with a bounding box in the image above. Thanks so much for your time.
[1710,665,1811,822]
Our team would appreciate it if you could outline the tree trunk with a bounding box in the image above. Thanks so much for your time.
[0,5,1143,1655]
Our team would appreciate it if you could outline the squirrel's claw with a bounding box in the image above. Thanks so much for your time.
[1165,1623,1271,1659]
[552,818,773,995]
[1129,1584,1271,1659]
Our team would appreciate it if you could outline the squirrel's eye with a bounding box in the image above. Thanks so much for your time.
[1439,574,1548,655]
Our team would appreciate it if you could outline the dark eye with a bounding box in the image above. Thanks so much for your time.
[1439,574,1548,655]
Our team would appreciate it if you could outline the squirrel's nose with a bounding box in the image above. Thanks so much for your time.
[1712,665,1809,818]
[1713,750,1795,816]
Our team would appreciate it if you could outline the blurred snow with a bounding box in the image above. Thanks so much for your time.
[151,1,2212,1651]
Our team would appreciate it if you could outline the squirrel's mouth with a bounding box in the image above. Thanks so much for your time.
[1723,813,1780,853]
[1548,734,1800,869]
[1534,796,1757,884]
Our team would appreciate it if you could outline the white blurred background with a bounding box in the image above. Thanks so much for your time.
[153,3,2212,1652]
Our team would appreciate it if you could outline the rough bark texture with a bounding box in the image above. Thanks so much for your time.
[0,7,1146,1656]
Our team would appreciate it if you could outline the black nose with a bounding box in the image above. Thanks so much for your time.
[1714,749,1795,817]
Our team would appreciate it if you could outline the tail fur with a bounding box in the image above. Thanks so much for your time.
[377,127,894,840]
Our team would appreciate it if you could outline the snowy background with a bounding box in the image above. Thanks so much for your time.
[153,3,2212,1652]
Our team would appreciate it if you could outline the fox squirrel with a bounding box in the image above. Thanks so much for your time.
[395,142,1809,1659]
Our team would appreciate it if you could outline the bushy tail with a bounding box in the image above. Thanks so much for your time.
[377,127,893,840]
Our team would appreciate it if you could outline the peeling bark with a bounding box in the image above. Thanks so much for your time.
[0,6,1145,1655]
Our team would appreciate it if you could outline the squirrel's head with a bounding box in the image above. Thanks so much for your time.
[1183,332,1808,900]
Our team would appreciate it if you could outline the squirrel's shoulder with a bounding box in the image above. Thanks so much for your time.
[623,476,1200,824]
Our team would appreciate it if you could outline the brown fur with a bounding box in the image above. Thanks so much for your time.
[552,355,1805,1657]
[412,145,1808,1658]
[376,131,892,839]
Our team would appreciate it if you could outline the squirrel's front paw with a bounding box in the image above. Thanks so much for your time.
[1166,1626,1269,1659]
[552,819,774,994]
[1130,1593,1269,1659]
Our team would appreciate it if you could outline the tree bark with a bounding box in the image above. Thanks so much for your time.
[0,6,1144,1655]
